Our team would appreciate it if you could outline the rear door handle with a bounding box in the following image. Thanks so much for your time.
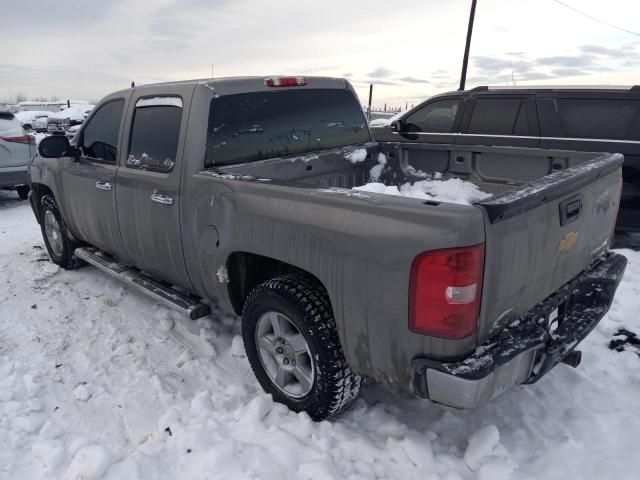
[150,192,174,205]
[95,181,112,191]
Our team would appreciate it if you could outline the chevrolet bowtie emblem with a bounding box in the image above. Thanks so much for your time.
[558,232,579,254]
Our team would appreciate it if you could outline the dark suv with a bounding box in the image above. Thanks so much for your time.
[372,86,640,247]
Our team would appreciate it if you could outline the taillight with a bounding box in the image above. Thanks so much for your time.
[409,244,484,339]
[264,76,307,87]
[1,135,36,145]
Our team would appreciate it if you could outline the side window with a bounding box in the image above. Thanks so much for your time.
[557,99,637,139]
[468,98,525,135]
[127,97,183,172]
[403,99,461,133]
[80,99,124,162]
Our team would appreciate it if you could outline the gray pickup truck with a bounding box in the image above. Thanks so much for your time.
[30,76,626,420]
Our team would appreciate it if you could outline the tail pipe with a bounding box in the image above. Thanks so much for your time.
[561,350,582,368]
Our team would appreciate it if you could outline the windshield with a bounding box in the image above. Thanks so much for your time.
[205,88,369,166]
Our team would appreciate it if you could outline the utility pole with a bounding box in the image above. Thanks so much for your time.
[367,84,373,122]
[459,0,477,91]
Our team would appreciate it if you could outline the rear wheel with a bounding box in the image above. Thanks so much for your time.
[16,185,29,200]
[39,194,83,269]
[242,274,361,421]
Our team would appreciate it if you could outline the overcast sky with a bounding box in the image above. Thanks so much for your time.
[1,0,639,107]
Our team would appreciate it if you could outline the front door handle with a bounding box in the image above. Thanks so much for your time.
[150,192,174,205]
[95,180,112,191]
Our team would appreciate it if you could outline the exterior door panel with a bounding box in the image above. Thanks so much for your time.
[115,84,194,289]
[60,96,129,258]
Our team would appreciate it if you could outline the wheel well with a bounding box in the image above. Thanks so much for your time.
[227,252,327,315]
[29,183,54,223]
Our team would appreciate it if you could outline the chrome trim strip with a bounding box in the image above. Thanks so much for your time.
[406,132,640,145]
[392,132,459,137]
[539,136,640,145]
[457,133,539,140]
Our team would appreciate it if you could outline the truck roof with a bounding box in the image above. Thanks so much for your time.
[132,76,351,95]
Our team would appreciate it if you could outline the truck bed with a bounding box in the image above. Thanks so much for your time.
[211,141,612,199]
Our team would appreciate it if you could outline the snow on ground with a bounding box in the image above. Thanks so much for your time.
[1,190,639,480]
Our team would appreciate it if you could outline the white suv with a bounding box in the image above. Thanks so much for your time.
[0,111,35,199]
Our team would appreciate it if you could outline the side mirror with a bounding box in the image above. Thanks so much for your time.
[391,119,404,133]
[38,135,73,158]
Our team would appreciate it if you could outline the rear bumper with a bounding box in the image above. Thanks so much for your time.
[0,167,30,188]
[411,252,627,409]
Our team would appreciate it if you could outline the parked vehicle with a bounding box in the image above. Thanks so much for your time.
[372,86,640,248]
[29,77,626,420]
[14,110,50,132]
[32,115,50,133]
[0,111,35,199]
[64,124,82,140]
[47,104,94,134]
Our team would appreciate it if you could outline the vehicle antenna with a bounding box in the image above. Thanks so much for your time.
[459,0,478,91]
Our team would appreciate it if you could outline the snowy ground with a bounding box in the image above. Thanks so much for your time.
[1,190,639,480]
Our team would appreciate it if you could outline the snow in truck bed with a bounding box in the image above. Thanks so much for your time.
[1,190,639,480]
[347,151,491,205]
[354,176,491,205]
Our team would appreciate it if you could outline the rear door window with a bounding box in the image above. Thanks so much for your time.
[467,98,527,135]
[80,99,124,162]
[403,98,461,133]
[205,89,369,166]
[557,98,637,139]
[127,97,182,172]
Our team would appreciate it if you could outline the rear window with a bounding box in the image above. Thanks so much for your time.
[205,89,369,166]
[557,98,638,139]
[0,113,23,137]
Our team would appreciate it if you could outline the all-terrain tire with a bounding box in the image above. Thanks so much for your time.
[39,194,84,269]
[16,185,29,200]
[242,274,361,421]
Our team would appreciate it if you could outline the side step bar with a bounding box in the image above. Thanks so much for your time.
[74,247,210,320]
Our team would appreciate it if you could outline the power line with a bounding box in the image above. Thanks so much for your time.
[551,0,640,37]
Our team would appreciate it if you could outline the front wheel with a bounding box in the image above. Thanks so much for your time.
[242,274,361,421]
[39,194,83,269]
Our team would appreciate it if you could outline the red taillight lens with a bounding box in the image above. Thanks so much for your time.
[409,244,484,339]
[1,135,36,145]
[264,76,307,87]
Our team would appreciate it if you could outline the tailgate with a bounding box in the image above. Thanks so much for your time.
[474,153,623,342]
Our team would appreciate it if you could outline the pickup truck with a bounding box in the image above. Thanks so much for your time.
[30,76,627,420]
